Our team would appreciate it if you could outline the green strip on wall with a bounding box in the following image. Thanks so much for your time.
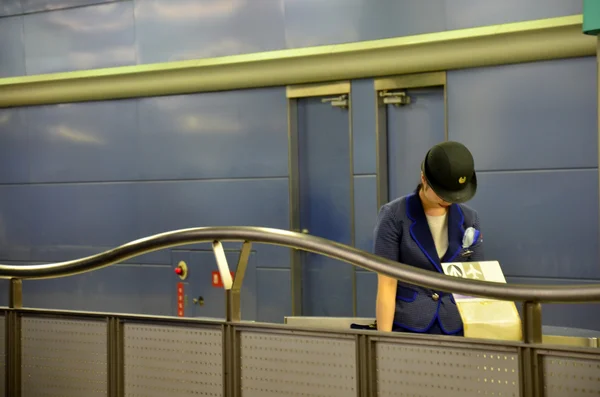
[584,0,600,35]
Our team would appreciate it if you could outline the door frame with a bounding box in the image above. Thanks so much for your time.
[286,80,354,316]
[374,71,448,208]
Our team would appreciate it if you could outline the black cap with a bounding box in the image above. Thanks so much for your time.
[421,141,477,204]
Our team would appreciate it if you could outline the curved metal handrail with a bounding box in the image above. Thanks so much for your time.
[0,226,599,303]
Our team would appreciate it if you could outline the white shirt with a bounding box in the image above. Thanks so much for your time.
[426,212,449,259]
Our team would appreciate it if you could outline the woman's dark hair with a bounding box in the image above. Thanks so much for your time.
[414,183,423,193]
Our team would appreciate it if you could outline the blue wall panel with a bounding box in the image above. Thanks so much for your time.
[356,271,376,317]
[448,57,599,286]
[257,267,291,323]
[354,175,377,253]
[283,0,445,49]
[135,178,290,265]
[0,186,32,261]
[0,0,584,76]
[351,79,376,175]
[27,182,138,262]
[387,87,446,201]
[136,88,288,180]
[0,15,25,78]
[134,0,286,64]
[448,57,597,171]
[22,1,136,75]
[0,108,29,183]
[468,169,599,279]
[22,263,174,315]
[446,0,582,30]
[298,97,353,316]
[0,83,291,317]
[28,100,140,183]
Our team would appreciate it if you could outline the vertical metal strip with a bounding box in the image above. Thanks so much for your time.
[3,310,7,397]
[288,97,302,316]
[9,280,22,310]
[355,334,370,397]
[107,317,124,397]
[223,323,235,397]
[348,90,357,317]
[365,337,377,396]
[375,92,389,208]
[522,301,543,397]
[6,311,21,397]
[230,241,252,322]
[231,326,241,397]
[7,281,22,397]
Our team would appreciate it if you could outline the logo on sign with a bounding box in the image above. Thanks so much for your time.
[463,263,484,280]
[447,264,464,277]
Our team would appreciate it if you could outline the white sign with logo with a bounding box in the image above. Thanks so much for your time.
[441,260,507,302]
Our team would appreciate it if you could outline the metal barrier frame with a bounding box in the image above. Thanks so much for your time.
[2,226,600,396]
[3,307,600,397]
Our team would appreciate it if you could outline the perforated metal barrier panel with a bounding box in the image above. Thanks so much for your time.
[238,330,358,397]
[123,323,223,397]
[0,315,5,397]
[21,317,108,397]
[541,354,600,396]
[374,341,521,397]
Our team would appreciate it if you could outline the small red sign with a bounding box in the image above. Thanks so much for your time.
[211,271,235,288]
[177,282,184,317]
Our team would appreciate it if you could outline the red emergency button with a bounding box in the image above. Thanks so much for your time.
[174,261,188,280]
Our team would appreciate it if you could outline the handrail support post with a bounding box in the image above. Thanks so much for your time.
[523,301,542,344]
[9,278,22,309]
[521,301,542,397]
[229,241,252,323]
[213,240,252,323]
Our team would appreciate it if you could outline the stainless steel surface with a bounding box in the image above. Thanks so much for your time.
[21,316,107,397]
[9,279,21,309]
[540,352,600,396]
[123,322,223,397]
[1,226,600,303]
[237,329,358,397]
[0,314,4,397]
[372,339,521,396]
[2,309,600,397]
[524,301,543,344]
[230,241,252,323]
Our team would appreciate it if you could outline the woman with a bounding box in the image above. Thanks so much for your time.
[374,141,484,335]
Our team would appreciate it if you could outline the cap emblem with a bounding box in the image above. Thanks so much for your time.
[458,176,467,184]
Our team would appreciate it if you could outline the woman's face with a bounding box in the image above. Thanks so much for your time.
[421,174,451,208]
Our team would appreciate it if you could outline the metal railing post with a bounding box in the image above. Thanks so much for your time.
[213,240,251,397]
[521,301,543,397]
[7,278,22,397]
[107,317,123,397]
[9,279,22,310]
